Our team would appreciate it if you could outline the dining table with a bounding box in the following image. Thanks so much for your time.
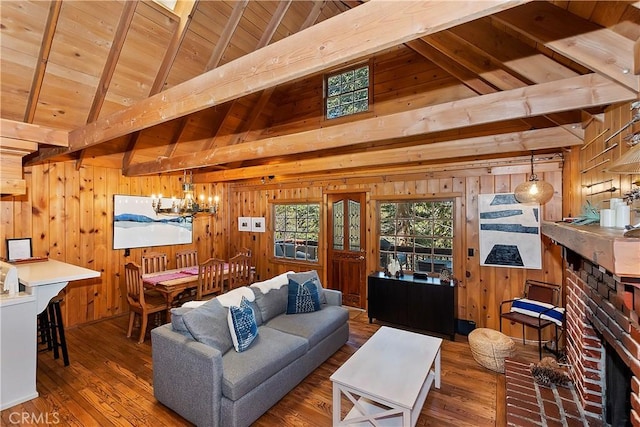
[142,263,256,320]
[142,264,230,318]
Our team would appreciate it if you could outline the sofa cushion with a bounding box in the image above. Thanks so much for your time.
[252,285,289,323]
[221,326,308,401]
[266,305,349,348]
[228,296,258,352]
[286,278,321,314]
[181,298,234,354]
[287,270,327,304]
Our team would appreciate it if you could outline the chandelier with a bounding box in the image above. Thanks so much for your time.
[514,154,555,205]
[151,171,219,217]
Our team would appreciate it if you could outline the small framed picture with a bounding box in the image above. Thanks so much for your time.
[251,217,265,233]
[238,217,251,232]
[6,238,32,261]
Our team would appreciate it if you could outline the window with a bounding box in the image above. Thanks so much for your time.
[325,64,370,120]
[273,203,320,262]
[379,200,454,273]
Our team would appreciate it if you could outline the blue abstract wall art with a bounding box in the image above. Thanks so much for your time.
[478,193,541,269]
[113,195,193,250]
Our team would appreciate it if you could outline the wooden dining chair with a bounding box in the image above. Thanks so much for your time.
[141,252,168,275]
[197,258,226,300]
[124,262,170,344]
[176,249,198,269]
[227,253,253,291]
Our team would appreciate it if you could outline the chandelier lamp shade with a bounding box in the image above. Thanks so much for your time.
[514,154,555,205]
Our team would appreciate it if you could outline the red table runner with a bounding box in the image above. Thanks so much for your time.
[143,272,194,285]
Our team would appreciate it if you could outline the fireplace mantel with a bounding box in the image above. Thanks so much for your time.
[541,221,640,278]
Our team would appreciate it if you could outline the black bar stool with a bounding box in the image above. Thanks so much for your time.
[37,296,69,366]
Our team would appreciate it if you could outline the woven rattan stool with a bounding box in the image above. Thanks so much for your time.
[468,328,515,373]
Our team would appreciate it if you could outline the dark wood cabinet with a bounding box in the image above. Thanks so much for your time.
[367,272,457,340]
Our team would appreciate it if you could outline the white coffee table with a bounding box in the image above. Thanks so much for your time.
[330,326,442,426]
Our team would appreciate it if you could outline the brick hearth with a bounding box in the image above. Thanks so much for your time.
[505,359,600,426]
[541,222,640,425]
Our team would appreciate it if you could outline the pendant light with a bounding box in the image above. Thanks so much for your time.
[514,154,554,204]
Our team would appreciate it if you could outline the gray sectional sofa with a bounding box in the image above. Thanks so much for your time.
[151,271,349,427]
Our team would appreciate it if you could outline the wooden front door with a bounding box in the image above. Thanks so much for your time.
[327,193,367,308]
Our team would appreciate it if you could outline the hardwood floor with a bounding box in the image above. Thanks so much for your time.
[1,309,539,426]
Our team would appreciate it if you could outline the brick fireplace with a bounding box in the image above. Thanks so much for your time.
[542,222,640,425]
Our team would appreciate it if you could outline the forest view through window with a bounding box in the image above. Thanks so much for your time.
[379,200,454,273]
[273,203,320,262]
[325,64,370,120]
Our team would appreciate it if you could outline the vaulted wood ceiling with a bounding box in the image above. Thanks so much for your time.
[2,1,639,184]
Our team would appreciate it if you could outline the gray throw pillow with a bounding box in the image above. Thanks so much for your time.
[287,270,327,304]
[171,306,194,337]
[181,298,233,353]
[252,285,289,323]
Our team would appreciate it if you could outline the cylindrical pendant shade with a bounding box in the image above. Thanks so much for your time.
[514,179,554,204]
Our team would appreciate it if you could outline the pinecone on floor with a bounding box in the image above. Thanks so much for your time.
[530,357,571,387]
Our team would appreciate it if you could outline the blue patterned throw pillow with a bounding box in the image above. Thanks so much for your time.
[286,278,321,314]
[227,296,258,352]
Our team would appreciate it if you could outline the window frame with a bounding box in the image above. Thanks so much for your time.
[377,198,455,274]
[324,61,373,121]
[270,201,321,264]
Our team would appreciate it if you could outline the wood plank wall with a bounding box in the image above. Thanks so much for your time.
[564,101,639,218]
[228,164,564,337]
[0,165,227,327]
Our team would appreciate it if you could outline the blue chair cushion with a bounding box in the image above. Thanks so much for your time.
[510,298,564,326]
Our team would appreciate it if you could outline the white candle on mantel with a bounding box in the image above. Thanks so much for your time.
[615,203,630,229]
[600,209,615,228]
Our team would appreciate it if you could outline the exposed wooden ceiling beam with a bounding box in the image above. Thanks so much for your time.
[205,0,249,71]
[122,131,141,170]
[77,1,138,171]
[229,0,327,147]
[0,118,68,147]
[301,1,329,29]
[24,0,62,123]
[124,73,635,176]
[212,0,292,151]
[198,127,580,182]
[0,137,39,154]
[66,0,531,154]
[149,0,198,94]
[233,155,563,187]
[493,2,640,92]
[424,31,529,91]
[422,20,585,134]
[258,0,292,48]
[405,39,497,95]
[455,18,582,82]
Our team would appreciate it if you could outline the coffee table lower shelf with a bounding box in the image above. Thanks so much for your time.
[338,370,435,426]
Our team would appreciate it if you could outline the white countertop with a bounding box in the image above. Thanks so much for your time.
[0,292,36,307]
[16,259,100,287]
